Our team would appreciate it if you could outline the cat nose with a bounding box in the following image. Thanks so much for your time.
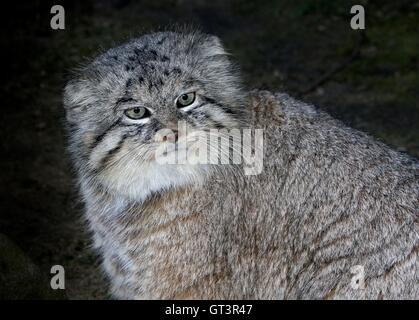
[162,130,178,142]
[162,121,179,142]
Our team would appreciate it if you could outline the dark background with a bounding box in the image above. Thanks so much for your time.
[0,0,418,299]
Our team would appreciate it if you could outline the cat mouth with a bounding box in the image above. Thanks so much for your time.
[151,138,202,164]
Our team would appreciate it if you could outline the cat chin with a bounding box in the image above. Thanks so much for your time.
[99,161,209,203]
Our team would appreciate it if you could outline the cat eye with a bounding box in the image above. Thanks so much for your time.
[124,107,151,120]
[176,92,196,108]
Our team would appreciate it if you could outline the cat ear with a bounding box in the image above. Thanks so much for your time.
[202,35,228,58]
[63,79,93,123]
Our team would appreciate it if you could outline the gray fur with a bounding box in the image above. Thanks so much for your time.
[64,31,418,299]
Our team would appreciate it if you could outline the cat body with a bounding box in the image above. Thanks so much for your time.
[64,31,419,299]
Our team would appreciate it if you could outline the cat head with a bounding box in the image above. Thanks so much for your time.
[64,31,246,201]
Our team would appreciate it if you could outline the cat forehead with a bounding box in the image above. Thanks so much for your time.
[84,33,226,96]
[98,53,200,103]
[65,32,233,109]
[94,32,218,69]
[87,32,226,77]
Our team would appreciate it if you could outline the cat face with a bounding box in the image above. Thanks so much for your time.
[64,31,245,201]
